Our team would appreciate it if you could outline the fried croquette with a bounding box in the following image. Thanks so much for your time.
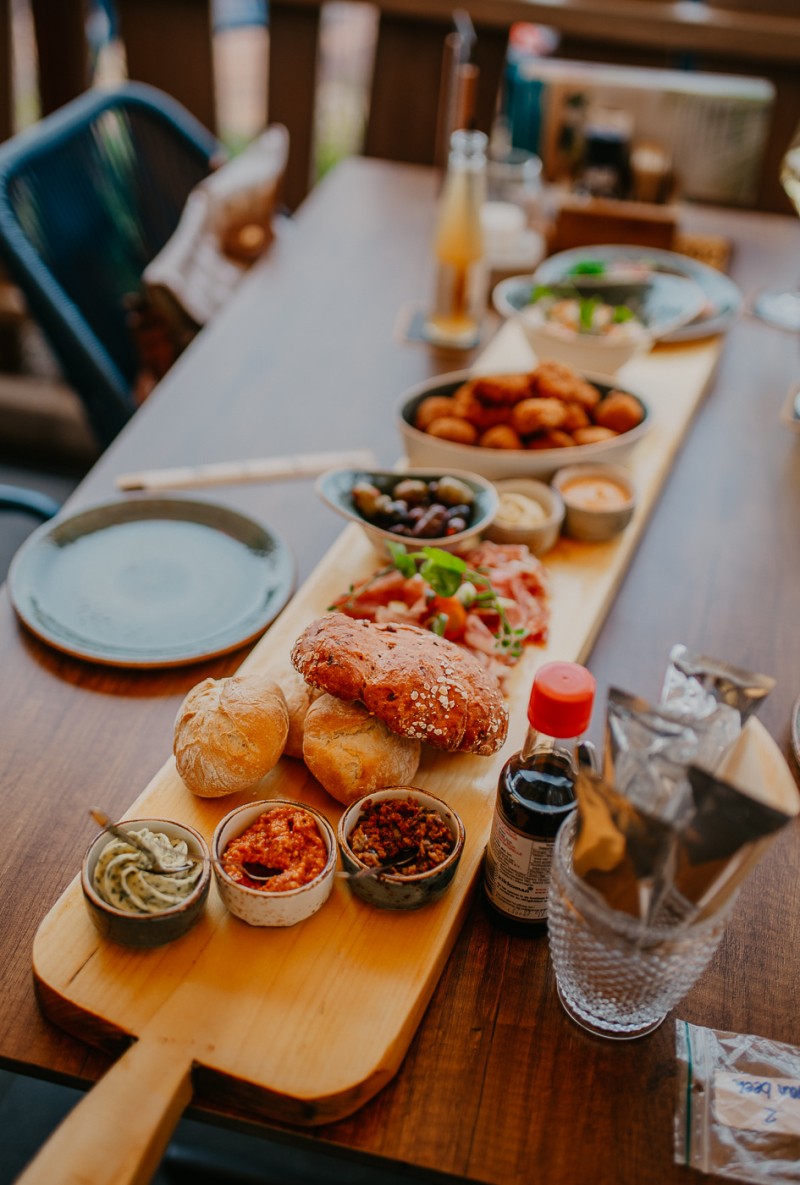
[452,383,511,431]
[425,415,479,444]
[592,392,645,434]
[527,429,575,450]
[471,373,533,406]
[560,402,592,432]
[478,424,524,450]
[415,395,459,430]
[511,397,569,436]
[572,425,618,445]
[534,360,602,409]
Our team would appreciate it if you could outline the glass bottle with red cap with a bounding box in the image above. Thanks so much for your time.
[483,661,596,935]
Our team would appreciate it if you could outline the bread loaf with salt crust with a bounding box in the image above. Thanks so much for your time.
[174,673,289,796]
[303,694,421,804]
[291,615,508,756]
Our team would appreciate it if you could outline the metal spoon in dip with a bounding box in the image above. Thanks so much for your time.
[89,809,197,876]
[241,850,419,884]
[336,849,419,881]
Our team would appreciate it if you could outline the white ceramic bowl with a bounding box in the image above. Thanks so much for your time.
[516,309,650,377]
[212,800,337,927]
[315,466,499,557]
[337,786,465,911]
[397,370,651,482]
[81,817,211,947]
[552,463,637,541]
[484,478,565,554]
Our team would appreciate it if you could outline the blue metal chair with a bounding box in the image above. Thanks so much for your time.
[0,83,219,448]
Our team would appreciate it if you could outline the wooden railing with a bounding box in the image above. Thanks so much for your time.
[3,0,800,213]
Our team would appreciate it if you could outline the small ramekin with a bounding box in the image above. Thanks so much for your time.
[81,817,211,948]
[484,477,565,554]
[552,463,637,541]
[338,786,465,910]
[212,799,336,927]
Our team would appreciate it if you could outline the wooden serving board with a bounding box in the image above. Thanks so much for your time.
[26,322,722,1185]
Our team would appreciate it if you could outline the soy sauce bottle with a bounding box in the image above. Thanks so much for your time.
[483,661,596,935]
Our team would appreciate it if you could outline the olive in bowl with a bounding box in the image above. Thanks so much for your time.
[316,467,499,555]
[338,786,465,910]
[81,817,211,947]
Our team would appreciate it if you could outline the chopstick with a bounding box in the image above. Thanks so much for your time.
[116,449,378,492]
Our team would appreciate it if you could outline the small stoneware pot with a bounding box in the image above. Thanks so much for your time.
[212,799,336,927]
[552,463,637,541]
[484,477,565,554]
[81,817,211,948]
[338,786,465,910]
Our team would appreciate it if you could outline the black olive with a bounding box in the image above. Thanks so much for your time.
[445,503,473,524]
[412,505,449,538]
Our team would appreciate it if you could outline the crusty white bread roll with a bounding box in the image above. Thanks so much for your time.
[276,665,322,759]
[174,672,289,796]
[302,694,421,805]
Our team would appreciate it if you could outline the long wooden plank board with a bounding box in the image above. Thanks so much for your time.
[30,324,722,1151]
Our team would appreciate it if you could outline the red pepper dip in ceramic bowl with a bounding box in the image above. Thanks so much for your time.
[213,800,336,926]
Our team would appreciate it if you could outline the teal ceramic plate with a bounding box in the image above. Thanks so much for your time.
[531,245,742,341]
[8,497,294,667]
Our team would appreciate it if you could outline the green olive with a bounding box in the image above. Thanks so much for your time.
[435,476,475,507]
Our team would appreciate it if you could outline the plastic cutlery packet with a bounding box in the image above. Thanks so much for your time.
[572,646,798,926]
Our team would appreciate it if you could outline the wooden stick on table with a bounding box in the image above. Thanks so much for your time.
[115,449,378,492]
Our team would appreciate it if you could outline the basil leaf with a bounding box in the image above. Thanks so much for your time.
[428,613,448,637]
[528,284,553,305]
[612,304,635,323]
[569,260,606,275]
[386,541,417,578]
[579,295,600,331]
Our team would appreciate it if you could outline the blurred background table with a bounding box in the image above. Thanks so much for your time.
[2,156,800,1184]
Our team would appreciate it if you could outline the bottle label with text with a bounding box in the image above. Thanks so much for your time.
[484,812,554,921]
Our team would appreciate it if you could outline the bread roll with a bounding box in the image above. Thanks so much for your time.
[174,673,289,797]
[292,615,508,756]
[279,666,322,759]
[302,694,421,805]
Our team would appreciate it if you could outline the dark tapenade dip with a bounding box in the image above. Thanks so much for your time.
[349,796,456,875]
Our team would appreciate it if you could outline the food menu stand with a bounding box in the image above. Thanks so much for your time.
[2,158,800,1185]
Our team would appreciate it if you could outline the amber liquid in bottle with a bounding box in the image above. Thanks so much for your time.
[483,743,577,936]
[425,129,487,348]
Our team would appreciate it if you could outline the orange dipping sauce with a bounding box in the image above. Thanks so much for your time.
[560,475,631,512]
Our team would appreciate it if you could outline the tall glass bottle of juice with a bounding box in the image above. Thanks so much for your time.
[483,661,596,935]
[425,128,488,348]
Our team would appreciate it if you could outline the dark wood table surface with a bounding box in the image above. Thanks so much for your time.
[2,157,800,1184]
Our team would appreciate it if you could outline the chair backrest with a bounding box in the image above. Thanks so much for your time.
[0,83,218,447]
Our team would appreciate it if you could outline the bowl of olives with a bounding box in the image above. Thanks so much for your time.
[315,467,499,556]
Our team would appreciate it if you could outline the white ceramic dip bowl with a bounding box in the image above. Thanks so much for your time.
[212,799,337,927]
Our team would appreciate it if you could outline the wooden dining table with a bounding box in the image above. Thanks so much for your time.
[2,156,800,1185]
